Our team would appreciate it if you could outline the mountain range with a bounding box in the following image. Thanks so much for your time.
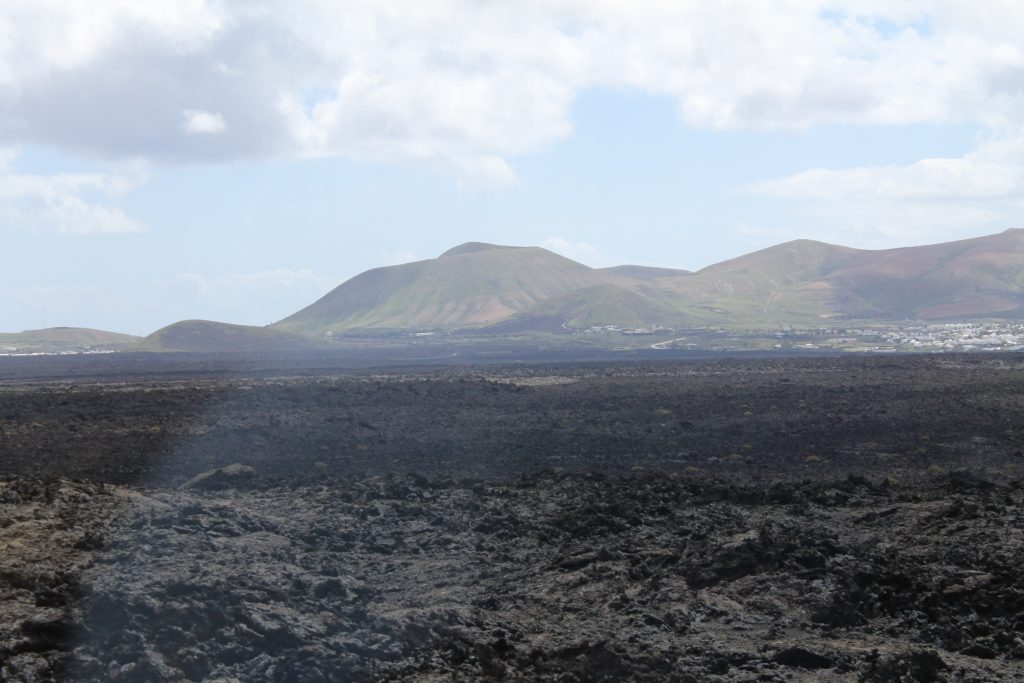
[274,228,1024,336]
[7,229,1024,353]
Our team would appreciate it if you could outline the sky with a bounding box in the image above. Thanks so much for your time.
[3,1,1024,335]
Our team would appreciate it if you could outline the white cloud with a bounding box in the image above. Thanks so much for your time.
[541,237,606,266]
[747,136,1024,201]
[3,2,1024,184]
[0,150,147,235]
[736,202,1007,250]
[743,134,1024,247]
[0,1,226,83]
[182,109,226,135]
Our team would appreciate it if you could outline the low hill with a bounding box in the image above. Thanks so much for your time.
[599,265,692,280]
[0,327,140,354]
[625,230,1024,326]
[273,243,618,334]
[137,320,322,353]
[819,228,1024,320]
[645,239,865,325]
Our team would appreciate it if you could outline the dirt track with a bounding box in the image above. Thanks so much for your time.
[2,355,1024,681]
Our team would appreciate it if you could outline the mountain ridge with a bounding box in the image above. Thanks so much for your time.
[274,244,619,334]
[273,229,1024,335]
[9,230,1024,352]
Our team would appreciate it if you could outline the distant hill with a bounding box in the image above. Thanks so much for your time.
[137,320,323,353]
[274,243,618,334]
[599,265,692,280]
[646,229,1024,325]
[275,229,1024,335]
[817,228,1024,320]
[647,238,866,324]
[42,229,1024,355]
[0,327,139,354]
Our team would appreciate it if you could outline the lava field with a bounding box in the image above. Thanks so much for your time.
[2,354,1024,681]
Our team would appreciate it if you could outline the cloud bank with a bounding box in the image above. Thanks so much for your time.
[744,134,1024,245]
[3,2,1024,246]
[2,2,1023,185]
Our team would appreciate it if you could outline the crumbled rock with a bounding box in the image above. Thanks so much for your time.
[178,463,256,490]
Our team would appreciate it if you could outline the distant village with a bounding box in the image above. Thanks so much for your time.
[7,321,1024,356]
[815,322,1024,352]
[607,322,1024,353]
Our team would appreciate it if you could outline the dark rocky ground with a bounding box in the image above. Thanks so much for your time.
[2,354,1024,681]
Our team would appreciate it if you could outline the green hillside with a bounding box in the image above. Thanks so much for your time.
[137,320,323,353]
[514,283,687,329]
[273,243,617,334]
[641,230,1024,326]
[0,327,140,354]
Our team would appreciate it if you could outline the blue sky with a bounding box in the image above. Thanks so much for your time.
[2,3,1023,334]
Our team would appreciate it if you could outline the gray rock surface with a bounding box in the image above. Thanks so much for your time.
[3,472,1023,681]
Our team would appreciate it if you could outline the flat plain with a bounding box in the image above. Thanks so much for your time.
[2,353,1023,681]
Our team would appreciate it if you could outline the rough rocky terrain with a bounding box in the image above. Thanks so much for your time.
[2,354,1024,681]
